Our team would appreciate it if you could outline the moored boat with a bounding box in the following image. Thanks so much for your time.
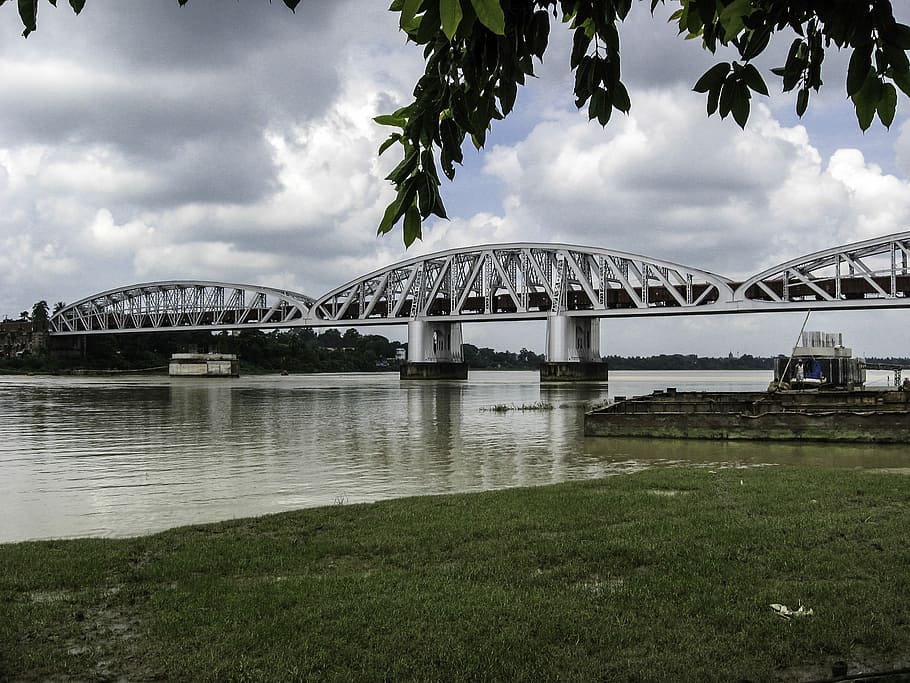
[585,331,910,443]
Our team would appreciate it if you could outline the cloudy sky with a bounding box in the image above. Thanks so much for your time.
[2,1,909,358]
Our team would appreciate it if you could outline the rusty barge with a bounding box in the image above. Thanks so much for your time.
[585,332,910,443]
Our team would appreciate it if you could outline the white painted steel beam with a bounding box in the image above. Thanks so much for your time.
[48,234,910,336]
[309,243,736,325]
[50,282,314,335]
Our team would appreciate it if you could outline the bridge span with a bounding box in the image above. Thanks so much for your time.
[48,232,910,377]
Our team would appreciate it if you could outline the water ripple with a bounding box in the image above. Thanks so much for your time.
[1,371,906,542]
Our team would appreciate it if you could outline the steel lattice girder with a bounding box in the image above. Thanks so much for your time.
[50,281,315,335]
[46,234,910,336]
[731,230,910,312]
[308,244,736,324]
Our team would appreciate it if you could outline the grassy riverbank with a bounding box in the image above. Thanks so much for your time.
[2,467,909,681]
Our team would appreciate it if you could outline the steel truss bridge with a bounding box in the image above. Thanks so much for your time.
[49,231,910,336]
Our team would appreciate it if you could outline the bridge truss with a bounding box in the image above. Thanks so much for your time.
[732,231,910,311]
[50,281,314,335]
[310,244,736,324]
[47,232,910,335]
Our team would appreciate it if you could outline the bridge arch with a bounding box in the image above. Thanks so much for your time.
[309,243,736,324]
[50,281,315,335]
[733,231,910,310]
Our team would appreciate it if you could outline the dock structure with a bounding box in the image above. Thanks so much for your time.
[168,353,239,377]
[585,388,910,443]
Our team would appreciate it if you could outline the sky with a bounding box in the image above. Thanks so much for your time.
[1,0,910,358]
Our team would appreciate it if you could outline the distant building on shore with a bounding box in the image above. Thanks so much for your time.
[0,320,47,358]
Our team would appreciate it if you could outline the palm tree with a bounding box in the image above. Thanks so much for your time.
[31,301,49,332]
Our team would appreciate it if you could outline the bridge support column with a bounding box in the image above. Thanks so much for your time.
[400,320,468,380]
[540,314,608,382]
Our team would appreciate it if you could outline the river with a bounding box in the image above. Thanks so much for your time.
[0,370,905,543]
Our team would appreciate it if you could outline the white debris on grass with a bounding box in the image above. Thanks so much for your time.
[770,602,814,619]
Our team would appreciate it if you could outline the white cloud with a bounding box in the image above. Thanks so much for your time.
[0,234,76,315]
[87,208,156,254]
[133,241,280,279]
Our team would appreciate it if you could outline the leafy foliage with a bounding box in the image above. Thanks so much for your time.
[376,0,910,244]
[6,1,910,243]
[0,0,299,37]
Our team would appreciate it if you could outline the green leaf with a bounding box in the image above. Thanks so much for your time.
[847,45,873,97]
[571,27,592,69]
[574,55,596,106]
[18,0,37,37]
[468,0,504,35]
[378,133,402,156]
[417,171,433,217]
[683,2,702,36]
[497,78,518,116]
[707,85,721,116]
[693,62,730,93]
[385,148,419,184]
[894,69,910,98]
[694,0,717,27]
[282,0,301,11]
[740,27,771,61]
[403,204,422,246]
[612,81,631,113]
[877,83,898,128]
[69,0,85,13]
[796,87,809,117]
[440,0,462,41]
[892,23,910,50]
[414,2,440,42]
[718,78,735,118]
[884,44,910,74]
[377,196,404,235]
[593,89,612,126]
[530,10,550,60]
[741,63,769,97]
[399,0,424,30]
[373,114,408,128]
[730,83,750,129]
[852,73,882,131]
[718,0,751,38]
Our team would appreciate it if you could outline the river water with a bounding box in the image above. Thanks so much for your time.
[0,370,905,543]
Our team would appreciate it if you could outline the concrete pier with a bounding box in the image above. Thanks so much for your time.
[540,361,609,382]
[542,314,608,382]
[400,361,469,380]
[400,320,468,380]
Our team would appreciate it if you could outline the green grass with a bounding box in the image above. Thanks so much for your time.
[481,401,553,412]
[2,466,910,681]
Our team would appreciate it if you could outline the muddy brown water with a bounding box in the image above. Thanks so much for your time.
[1,370,905,542]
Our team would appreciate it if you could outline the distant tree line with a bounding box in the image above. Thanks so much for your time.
[6,300,905,374]
[605,354,775,371]
[462,344,543,369]
[2,328,408,374]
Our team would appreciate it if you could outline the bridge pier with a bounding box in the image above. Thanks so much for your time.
[540,314,608,382]
[400,320,468,380]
